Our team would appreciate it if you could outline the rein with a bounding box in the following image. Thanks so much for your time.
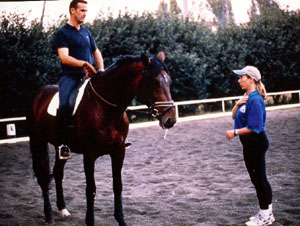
[89,79,174,118]
[88,80,126,111]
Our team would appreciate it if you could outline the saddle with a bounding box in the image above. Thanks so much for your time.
[47,79,90,116]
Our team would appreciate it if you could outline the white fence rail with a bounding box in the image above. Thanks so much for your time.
[1,89,299,144]
[128,90,300,120]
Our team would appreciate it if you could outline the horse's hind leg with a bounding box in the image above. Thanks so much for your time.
[30,138,54,223]
[111,150,128,226]
[53,151,71,217]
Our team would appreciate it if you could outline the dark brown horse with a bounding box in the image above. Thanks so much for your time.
[28,52,176,226]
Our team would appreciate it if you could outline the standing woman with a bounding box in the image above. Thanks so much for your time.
[225,66,275,226]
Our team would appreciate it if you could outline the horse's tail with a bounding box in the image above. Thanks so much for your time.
[30,134,52,189]
[27,87,52,190]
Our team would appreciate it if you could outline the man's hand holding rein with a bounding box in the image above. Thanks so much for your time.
[83,61,97,78]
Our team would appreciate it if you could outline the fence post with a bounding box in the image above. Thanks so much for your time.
[222,100,225,112]
[175,104,179,121]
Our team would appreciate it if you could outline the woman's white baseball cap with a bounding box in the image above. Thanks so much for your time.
[233,66,261,81]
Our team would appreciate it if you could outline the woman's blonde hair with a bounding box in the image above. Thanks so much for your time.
[256,80,267,100]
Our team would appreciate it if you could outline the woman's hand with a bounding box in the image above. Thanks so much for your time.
[225,130,235,140]
[232,95,248,119]
[236,95,248,107]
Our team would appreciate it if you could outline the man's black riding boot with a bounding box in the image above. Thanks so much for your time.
[56,109,71,160]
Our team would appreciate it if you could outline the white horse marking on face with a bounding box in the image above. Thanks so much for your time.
[162,71,169,83]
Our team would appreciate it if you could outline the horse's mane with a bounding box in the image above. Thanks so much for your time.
[116,55,168,74]
[115,55,141,66]
[94,54,168,80]
[99,55,141,73]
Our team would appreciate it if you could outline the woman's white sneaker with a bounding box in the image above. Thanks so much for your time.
[246,212,275,226]
[249,211,260,221]
[249,212,275,222]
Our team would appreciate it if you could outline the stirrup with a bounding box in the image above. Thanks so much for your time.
[125,142,132,148]
[58,145,72,160]
[125,138,132,149]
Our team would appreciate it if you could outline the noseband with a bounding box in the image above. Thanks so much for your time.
[149,101,175,118]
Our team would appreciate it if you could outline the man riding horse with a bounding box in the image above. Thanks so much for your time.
[54,0,104,159]
[29,1,176,225]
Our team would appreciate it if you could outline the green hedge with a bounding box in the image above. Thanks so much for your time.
[0,10,299,117]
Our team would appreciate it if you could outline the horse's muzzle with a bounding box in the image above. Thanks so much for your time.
[163,117,176,129]
[150,101,176,129]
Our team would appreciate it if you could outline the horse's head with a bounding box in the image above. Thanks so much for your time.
[137,52,176,129]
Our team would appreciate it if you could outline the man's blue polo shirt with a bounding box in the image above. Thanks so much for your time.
[234,90,266,134]
[54,23,97,77]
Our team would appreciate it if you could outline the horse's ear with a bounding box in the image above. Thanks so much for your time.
[141,53,151,67]
[156,51,165,63]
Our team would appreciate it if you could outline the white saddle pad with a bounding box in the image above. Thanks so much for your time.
[47,79,90,116]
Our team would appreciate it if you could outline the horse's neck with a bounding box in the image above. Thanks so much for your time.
[91,63,143,108]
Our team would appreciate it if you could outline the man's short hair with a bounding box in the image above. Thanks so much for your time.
[69,0,88,14]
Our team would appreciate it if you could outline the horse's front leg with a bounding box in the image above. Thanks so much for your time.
[53,153,71,217]
[83,154,96,226]
[111,148,128,226]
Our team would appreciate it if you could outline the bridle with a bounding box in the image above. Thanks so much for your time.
[88,60,175,118]
[142,67,175,119]
[149,101,175,118]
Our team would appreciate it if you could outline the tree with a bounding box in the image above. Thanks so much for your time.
[248,0,280,20]
[158,0,182,15]
[158,0,168,13]
[169,0,182,15]
[207,0,234,27]
[246,3,300,93]
[40,0,46,28]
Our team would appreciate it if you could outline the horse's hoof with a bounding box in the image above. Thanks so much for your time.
[119,221,128,226]
[116,217,128,226]
[45,218,55,225]
[85,215,94,226]
[60,208,71,217]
